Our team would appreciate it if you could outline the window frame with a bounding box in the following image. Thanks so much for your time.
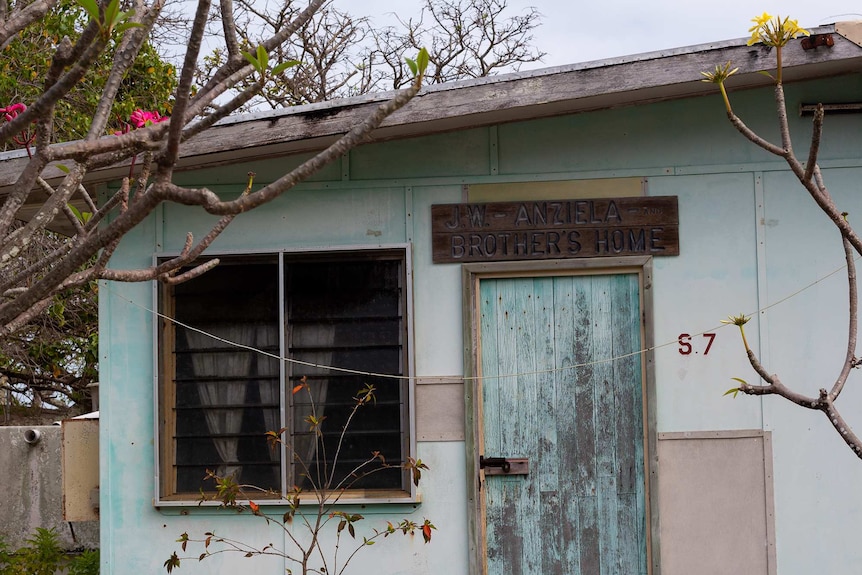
[153,244,416,506]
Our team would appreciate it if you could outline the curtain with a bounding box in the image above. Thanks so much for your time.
[291,320,334,485]
[255,324,280,461]
[186,324,255,482]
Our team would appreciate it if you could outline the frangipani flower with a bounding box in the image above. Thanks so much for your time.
[721,313,752,351]
[1,102,26,122]
[747,13,809,47]
[700,62,738,114]
[114,109,169,135]
[720,313,751,326]
[112,109,170,178]
[748,12,773,40]
[0,102,35,156]
[129,109,168,128]
[700,61,739,84]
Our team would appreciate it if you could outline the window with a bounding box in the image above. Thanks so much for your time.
[157,248,412,503]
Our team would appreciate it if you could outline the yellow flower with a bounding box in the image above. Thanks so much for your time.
[747,13,810,47]
[784,17,810,40]
[749,12,773,32]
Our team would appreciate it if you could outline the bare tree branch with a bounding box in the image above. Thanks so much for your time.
[35,177,85,236]
[158,76,422,215]
[0,0,59,49]
[202,0,542,107]
[87,0,164,140]
[219,0,241,57]
[716,32,862,459]
[0,30,107,146]
[803,104,823,182]
[830,235,858,400]
[0,0,428,418]
[157,0,212,174]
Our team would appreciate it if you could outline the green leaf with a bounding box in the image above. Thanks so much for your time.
[730,377,748,385]
[416,47,429,75]
[69,204,83,221]
[272,60,300,76]
[405,57,418,76]
[256,45,268,72]
[242,50,260,72]
[56,164,70,174]
[104,0,120,28]
[723,387,740,398]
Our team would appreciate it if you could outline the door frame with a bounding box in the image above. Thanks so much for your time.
[462,256,661,575]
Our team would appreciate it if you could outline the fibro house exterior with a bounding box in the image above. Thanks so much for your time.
[98,24,862,575]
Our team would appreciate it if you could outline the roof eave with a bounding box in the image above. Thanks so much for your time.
[148,23,862,170]
[1,23,860,194]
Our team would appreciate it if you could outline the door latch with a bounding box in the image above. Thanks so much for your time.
[479,455,529,476]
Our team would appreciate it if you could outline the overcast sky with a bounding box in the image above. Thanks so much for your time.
[357,0,862,68]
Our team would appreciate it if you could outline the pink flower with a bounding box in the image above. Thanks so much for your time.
[0,102,26,123]
[0,102,34,157]
[129,109,168,128]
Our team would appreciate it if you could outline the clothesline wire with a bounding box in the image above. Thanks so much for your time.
[106,255,855,383]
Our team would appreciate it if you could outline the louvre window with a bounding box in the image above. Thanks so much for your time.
[157,248,412,502]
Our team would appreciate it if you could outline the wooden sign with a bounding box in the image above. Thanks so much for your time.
[431,196,679,263]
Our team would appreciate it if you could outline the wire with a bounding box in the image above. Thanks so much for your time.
[104,254,856,384]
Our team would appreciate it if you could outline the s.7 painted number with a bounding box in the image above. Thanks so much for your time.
[678,333,716,355]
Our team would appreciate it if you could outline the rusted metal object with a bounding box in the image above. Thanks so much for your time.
[801,34,834,50]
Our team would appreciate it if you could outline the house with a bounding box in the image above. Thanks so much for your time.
[69,21,862,574]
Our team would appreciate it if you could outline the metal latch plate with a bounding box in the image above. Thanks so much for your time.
[481,457,529,476]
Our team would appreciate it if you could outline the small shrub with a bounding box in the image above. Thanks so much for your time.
[0,528,98,575]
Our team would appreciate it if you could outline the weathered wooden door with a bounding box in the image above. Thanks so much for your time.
[477,272,648,575]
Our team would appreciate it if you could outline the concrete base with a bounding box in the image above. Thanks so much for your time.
[0,426,98,550]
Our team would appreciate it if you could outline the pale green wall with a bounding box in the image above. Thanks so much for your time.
[101,74,862,574]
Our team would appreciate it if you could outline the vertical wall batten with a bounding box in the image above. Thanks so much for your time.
[341,152,350,181]
[754,172,769,432]
[101,279,115,573]
[405,186,414,244]
[488,126,499,176]
[155,203,164,252]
